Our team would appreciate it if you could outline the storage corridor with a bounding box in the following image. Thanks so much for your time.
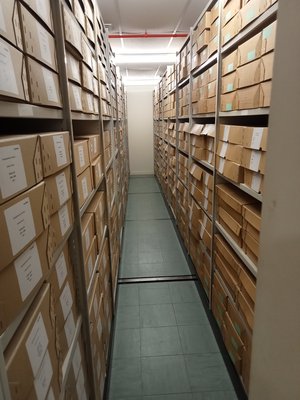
[107,176,237,400]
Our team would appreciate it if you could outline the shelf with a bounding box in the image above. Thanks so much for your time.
[222,3,278,54]
[215,221,258,278]
[191,157,214,172]
[71,112,100,121]
[105,157,114,172]
[0,102,63,119]
[192,113,216,119]
[60,316,83,392]
[178,115,189,120]
[178,147,189,156]
[192,53,218,78]
[169,142,176,148]
[190,194,213,221]
[80,177,104,217]
[219,108,269,117]
[52,226,74,267]
[178,77,189,88]
[217,172,262,202]
[177,176,188,190]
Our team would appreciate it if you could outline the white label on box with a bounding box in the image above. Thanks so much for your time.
[0,145,27,199]
[227,63,234,74]
[82,177,88,201]
[55,171,69,206]
[64,310,76,347]
[88,254,93,278]
[26,312,49,376]
[251,128,264,150]
[46,387,55,400]
[249,151,261,172]
[76,367,85,399]
[223,126,230,142]
[218,157,225,174]
[14,241,43,301]
[97,317,102,340]
[0,41,18,95]
[37,23,52,66]
[55,251,67,289]
[251,173,262,193]
[73,85,82,110]
[204,174,209,186]
[42,67,58,103]
[53,135,67,167]
[85,229,90,252]
[5,197,36,256]
[78,146,85,168]
[60,282,73,321]
[36,0,49,25]
[34,350,53,400]
[220,142,228,158]
[72,342,82,380]
[0,4,6,32]
[58,203,70,236]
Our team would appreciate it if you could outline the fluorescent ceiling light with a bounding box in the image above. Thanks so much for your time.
[115,53,176,64]
[123,79,160,86]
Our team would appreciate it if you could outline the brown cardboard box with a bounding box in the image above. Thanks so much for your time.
[82,89,94,114]
[244,169,264,194]
[85,235,97,287]
[227,299,251,345]
[0,229,50,334]
[50,199,74,252]
[208,63,218,83]
[223,313,243,373]
[261,20,277,55]
[222,13,241,45]
[237,58,261,88]
[77,166,94,208]
[222,50,238,76]
[81,62,94,92]
[216,156,244,183]
[219,125,243,145]
[210,0,219,23]
[240,0,263,29]
[73,0,85,30]
[0,134,43,204]
[210,17,219,40]
[260,52,274,81]
[81,212,95,262]
[66,52,81,84]
[237,288,254,331]
[196,29,210,53]
[215,251,238,299]
[242,148,266,174]
[91,155,103,188]
[242,127,268,150]
[22,0,53,32]
[217,141,243,164]
[86,191,106,251]
[0,0,23,49]
[55,277,77,338]
[217,183,254,214]
[237,84,261,109]
[243,229,259,263]
[213,271,228,310]
[260,80,272,107]
[197,11,211,35]
[215,233,241,276]
[222,0,241,27]
[218,205,242,246]
[27,57,61,107]
[81,33,93,70]
[45,166,73,216]
[0,37,29,101]
[207,80,217,98]
[220,91,237,111]
[5,284,55,400]
[69,82,83,112]
[222,71,238,93]
[73,140,90,176]
[238,265,256,306]
[237,32,262,66]
[243,203,261,232]
[103,130,111,149]
[0,181,49,270]
[63,5,82,55]
[40,131,71,177]
[76,134,101,163]
[93,77,99,97]
[57,306,78,364]
[19,4,57,72]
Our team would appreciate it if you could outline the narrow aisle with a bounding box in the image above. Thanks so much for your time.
[106,176,238,400]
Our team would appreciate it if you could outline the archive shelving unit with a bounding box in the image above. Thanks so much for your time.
[0,0,129,399]
[153,0,279,395]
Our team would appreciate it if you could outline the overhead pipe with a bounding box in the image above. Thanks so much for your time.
[108,33,188,39]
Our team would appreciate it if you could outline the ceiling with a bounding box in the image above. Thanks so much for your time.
[97,0,207,85]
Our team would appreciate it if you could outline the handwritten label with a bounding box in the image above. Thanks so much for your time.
[58,203,70,236]
[26,313,49,376]
[37,22,52,66]
[78,146,85,168]
[0,145,27,199]
[34,350,53,400]
[0,40,18,95]
[42,67,58,103]
[53,135,67,167]
[55,171,69,206]
[55,251,67,289]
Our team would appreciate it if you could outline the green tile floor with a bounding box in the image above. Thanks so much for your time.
[106,176,238,400]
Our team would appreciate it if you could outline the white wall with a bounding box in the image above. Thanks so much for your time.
[126,85,155,175]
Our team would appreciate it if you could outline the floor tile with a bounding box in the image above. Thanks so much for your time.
[113,328,141,359]
[144,394,193,400]
[191,391,237,400]
[169,281,202,304]
[126,193,169,221]
[139,283,172,305]
[115,305,140,329]
[173,303,208,326]
[141,355,191,396]
[141,326,182,356]
[118,285,140,306]
[129,177,160,193]
[140,304,177,327]
[178,325,219,354]
[109,358,142,398]
[184,354,234,392]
